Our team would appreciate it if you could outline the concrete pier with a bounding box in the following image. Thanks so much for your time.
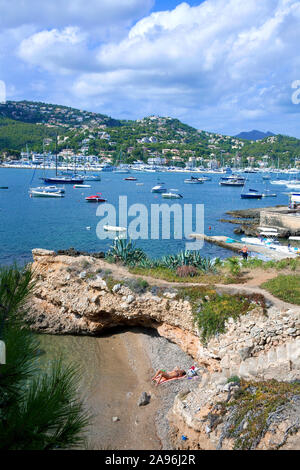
[189,234,299,260]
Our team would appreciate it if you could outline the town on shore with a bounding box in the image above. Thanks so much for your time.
[1,100,300,174]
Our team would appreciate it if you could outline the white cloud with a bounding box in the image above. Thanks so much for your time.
[66,0,300,132]
[18,27,92,73]
[0,0,154,30]
[3,0,300,135]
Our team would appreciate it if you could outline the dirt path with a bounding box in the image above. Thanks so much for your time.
[94,259,300,312]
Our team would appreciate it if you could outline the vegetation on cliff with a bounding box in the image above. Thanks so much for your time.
[218,379,300,450]
[0,265,90,450]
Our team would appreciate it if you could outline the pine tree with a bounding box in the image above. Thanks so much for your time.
[0,265,90,450]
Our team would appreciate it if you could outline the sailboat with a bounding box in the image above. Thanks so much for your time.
[262,180,277,197]
[241,174,262,199]
[41,135,84,184]
[270,157,286,185]
[114,150,130,173]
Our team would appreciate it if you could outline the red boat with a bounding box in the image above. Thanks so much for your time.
[85,193,106,203]
[124,176,137,181]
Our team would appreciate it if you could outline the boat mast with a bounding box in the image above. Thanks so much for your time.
[55,132,58,176]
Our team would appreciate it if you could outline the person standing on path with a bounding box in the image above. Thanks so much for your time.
[240,245,249,260]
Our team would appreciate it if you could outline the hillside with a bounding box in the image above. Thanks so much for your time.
[0,101,121,129]
[0,100,300,168]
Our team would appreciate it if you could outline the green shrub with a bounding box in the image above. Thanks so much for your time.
[224,258,241,276]
[194,294,256,343]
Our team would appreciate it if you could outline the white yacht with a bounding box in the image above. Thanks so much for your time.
[151,183,166,193]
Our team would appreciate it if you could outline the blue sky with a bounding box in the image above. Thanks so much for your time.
[1,0,300,137]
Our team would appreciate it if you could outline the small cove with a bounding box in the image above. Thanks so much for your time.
[36,327,197,450]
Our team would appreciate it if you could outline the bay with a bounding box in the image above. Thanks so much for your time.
[0,168,290,265]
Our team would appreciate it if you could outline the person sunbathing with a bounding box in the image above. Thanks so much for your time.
[152,367,186,385]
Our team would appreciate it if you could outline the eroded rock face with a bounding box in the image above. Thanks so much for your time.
[29,250,209,366]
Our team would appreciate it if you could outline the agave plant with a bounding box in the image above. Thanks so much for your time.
[106,238,147,266]
[159,250,218,273]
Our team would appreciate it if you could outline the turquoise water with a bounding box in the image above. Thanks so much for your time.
[0,168,292,265]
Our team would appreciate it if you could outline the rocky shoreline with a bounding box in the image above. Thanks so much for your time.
[221,205,295,238]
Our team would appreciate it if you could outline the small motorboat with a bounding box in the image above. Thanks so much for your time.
[124,176,137,181]
[0,186,8,189]
[184,176,203,184]
[262,190,277,197]
[219,175,245,186]
[162,192,183,199]
[73,184,91,188]
[270,180,288,185]
[29,188,64,198]
[103,225,127,232]
[83,174,101,181]
[241,189,262,199]
[197,176,211,182]
[151,184,166,193]
[85,193,106,203]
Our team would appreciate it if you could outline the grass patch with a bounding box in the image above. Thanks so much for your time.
[261,274,300,305]
[129,266,242,285]
[223,379,300,450]
[242,257,300,272]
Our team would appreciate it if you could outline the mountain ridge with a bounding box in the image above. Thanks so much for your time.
[234,130,276,141]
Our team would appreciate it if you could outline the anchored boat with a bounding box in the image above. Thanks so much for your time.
[241,188,263,199]
[184,176,203,184]
[85,193,106,203]
[29,187,65,198]
[219,175,245,187]
[103,225,127,232]
[162,192,183,199]
[124,176,137,181]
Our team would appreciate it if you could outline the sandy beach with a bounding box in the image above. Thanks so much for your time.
[84,327,200,450]
[38,327,199,450]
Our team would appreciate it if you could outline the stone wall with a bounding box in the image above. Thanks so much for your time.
[260,209,300,234]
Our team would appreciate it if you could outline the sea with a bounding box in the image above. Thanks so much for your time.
[0,167,294,266]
